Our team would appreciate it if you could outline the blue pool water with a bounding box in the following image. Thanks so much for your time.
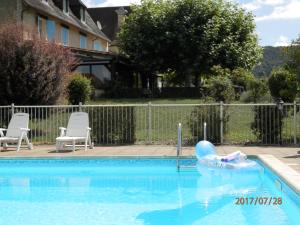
[0,158,299,225]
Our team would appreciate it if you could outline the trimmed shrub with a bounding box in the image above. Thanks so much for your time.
[67,74,92,105]
[0,24,76,105]
[251,105,283,144]
[268,68,297,102]
[88,107,136,144]
[231,68,255,90]
[243,79,268,103]
[206,76,235,103]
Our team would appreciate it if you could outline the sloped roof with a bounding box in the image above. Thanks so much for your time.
[23,0,110,42]
[88,6,131,41]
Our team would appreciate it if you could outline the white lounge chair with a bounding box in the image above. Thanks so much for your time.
[0,113,33,152]
[56,112,93,152]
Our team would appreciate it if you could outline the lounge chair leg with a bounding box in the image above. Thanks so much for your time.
[0,140,1,152]
[72,140,76,152]
[17,137,22,152]
[24,135,32,150]
[56,141,60,153]
[84,139,88,151]
[88,135,93,149]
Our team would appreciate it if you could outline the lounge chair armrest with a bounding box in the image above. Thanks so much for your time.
[20,128,30,131]
[86,127,92,131]
[59,127,66,137]
[0,128,6,137]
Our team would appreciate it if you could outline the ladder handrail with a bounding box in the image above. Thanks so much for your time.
[177,123,182,170]
[204,122,207,141]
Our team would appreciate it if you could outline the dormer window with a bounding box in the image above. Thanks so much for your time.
[63,0,69,14]
[80,7,86,23]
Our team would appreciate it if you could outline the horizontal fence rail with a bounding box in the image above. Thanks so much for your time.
[0,102,299,146]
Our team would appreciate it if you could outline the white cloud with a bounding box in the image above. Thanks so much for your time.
[242,0,287,11]
[256,0,300,21]
[274,36,290,46]
[82,0,140,7]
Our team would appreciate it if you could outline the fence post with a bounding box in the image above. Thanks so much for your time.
[11,103,15,115]
[293,101,297,145]
[220,101,223,144]
[79,102,82,112]
[147,102,152,144]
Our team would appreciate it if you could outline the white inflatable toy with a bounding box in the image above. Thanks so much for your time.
[195,140,258,169]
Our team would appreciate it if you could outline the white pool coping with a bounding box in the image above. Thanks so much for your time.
[258,154,300,194]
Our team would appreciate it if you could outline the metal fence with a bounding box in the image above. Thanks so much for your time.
[0,102,299,146]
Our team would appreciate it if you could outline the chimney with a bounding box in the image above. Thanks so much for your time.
[115,7,128,30]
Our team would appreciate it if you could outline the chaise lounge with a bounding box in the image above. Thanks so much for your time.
[56,112,93,152]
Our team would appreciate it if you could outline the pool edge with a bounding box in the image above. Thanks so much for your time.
[258,154,300,195]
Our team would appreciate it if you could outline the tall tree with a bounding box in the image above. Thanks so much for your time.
[119,0,262,87]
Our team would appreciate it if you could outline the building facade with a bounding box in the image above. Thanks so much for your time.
[0,0,122,96]
[0,0,110,52]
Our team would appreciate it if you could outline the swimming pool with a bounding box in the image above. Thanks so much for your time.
[0,158,298,225]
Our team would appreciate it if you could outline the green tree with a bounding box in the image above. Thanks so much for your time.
[287,37,300,80]
[119,0,262,87]
[268,68,297,102]
[0,24,75,105]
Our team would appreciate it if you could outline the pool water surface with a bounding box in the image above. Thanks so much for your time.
[0,158,298,225]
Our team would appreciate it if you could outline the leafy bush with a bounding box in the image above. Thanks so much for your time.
[189,104,228,144]
[88,107,135,144]
[231,68,255,96]
[251,105,283,144]
[0,24,75,105]
[240,90,272,103]
[206,75,235,103]
[67,74,92,105]
[242,79,268,103]
[268,68,297,102]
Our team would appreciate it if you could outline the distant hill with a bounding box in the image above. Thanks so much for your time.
[253,46,288,77]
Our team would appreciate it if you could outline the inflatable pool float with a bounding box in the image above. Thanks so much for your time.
[195,140,258,169]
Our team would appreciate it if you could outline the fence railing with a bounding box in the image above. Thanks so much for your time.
[0,102,299,146]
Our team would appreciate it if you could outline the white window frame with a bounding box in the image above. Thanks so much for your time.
[37,16,43,38]
[80,7,86,23]
[63,0,69,14]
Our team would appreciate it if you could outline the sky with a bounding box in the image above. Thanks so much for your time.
[82,0,300,47]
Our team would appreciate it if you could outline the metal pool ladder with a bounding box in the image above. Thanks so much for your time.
[177,123,182,170]
[177,122,207,170]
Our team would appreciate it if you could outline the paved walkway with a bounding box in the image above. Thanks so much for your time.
[0,145,299,173]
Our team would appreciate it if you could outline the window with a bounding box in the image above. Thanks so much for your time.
[46,20,56,41]
[80,7,86,23]
[80,34,87,49]
[61,26,69,46]
[63,0,69,14]
[93,40,104,51]
[37,16,43,38]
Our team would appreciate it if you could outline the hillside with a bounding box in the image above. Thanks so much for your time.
[253,46,288,77]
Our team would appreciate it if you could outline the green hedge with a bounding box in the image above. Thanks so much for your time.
[88,107,135,144]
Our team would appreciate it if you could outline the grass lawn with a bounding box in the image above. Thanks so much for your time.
[90,98,206,104]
